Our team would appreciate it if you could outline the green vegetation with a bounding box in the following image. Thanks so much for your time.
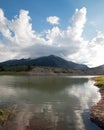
[0,65,34,75]
[0,105,17,125]
[50,67,75,74]
[0,65,76,75]
[0,71,27,76]
[0,65,33,72]
[94,76,104,87]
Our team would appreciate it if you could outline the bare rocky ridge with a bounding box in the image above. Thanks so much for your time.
[27,66,86,76]
[28,67,56,76]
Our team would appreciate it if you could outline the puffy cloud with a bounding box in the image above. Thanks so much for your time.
[45,7,87,60]
[9,10,36,47]
[46,16,60,25]
[88,33,104,66]
[0,7,104,67]
[0,9,12,39]
[71,7,87,38]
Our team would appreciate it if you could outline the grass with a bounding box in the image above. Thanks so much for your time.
[0,105,18,125]
[94,76,104,87]
[0,71,27,76]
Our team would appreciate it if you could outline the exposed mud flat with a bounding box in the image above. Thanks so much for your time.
[90,87,104,129]
[0,104,56,130]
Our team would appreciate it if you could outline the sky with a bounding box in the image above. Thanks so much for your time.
[0,0,104,67]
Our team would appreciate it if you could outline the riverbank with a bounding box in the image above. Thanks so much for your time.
[0,71,27,76]
[0,67,85,76]
[90,76,104,129]
[0,66,102,76]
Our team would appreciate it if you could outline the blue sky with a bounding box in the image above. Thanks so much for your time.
[0,0,104,67]
[1,0,103,36]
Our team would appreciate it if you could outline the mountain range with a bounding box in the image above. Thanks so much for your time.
[0,55,104,75]
[0,55,88,70]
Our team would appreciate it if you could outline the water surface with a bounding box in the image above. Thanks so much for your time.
[0,76,101,130]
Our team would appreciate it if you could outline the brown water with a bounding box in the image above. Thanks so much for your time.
[0,76,102,130]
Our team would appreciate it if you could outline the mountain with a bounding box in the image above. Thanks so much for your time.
[0,55,88,70]
[86,65,104,75]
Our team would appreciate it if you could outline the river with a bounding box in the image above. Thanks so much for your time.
[0,76,102,130]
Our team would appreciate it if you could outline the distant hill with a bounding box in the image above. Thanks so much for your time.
[86,65,104,75]
[0,55,88,70]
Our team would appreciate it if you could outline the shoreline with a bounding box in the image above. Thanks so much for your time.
[0,66,104,76]
[0,71,103,77]
[90,77,104,129]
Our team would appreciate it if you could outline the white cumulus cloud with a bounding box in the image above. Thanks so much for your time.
[0,7,104,67]
[46,16,60,25]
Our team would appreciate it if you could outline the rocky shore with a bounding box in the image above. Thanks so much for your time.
[90,77,104,129]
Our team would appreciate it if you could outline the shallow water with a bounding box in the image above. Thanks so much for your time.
[0,76,102,130]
